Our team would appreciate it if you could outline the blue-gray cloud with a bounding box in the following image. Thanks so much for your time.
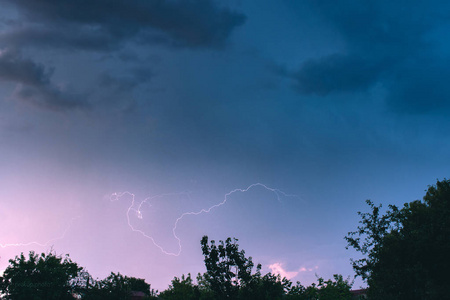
[0,0,246,111]
[1,0,246,51]
[0,49,51,86]
[0,48,87,110]
[292,54,389,96]
[285,0,450,114]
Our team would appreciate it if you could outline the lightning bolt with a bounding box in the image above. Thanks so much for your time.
[112,183,298,256]
[0,216,81,249]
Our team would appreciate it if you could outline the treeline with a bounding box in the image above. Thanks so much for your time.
[1,179,449,299]
[0,237,354,300]
[158,236,353,300]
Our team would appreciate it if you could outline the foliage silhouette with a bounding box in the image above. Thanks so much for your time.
[195,235,352,300]
[158,273,208,300]
[346,178,450,299]
[83,272,157,299]
[200,235,255,299]
[0,250,83,300]
[0,239,354,300]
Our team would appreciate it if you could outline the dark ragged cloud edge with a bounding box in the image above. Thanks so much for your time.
[1,0,246,51]
[0,26,123,53]
[0,49,89,111]
[277,0,450,114]
[13,84,89,112]
[0,0,246,112]
[290,54,390,96]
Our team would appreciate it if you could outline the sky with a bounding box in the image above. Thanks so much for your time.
[1,0,450,291]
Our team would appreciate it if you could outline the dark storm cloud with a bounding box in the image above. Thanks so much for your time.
[1,0,246,50]
[288,0,450,113]
[0,0,245,111]
[0,26,121,52]
[0,49,87,110]
[311,0,432,53]
[13,84,87,111]
[0,49,51,86]
[292,54,388,95]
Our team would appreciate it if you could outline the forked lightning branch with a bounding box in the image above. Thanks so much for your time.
[1,183,297,255]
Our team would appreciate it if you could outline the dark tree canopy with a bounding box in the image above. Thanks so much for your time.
[346,179,450,300]
[83,272,157,300]
[198,235,352,300]
[0,251,157,300]
[0,236,354,300]
[200,236,255,299]
[0,251,83,300]
[158,273,207,300]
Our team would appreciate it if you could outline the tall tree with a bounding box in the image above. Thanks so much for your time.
[159,273,206,300]
[346,179,450,299]
[200,236,255,299]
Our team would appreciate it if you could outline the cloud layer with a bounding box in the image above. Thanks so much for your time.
[0,0,246,110]
[285,0,450,114]
[1,0,246,51]
[0,49,86,110]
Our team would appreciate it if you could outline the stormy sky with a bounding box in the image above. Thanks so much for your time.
[1,0,449,290]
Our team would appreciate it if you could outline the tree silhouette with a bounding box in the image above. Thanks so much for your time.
[159,273,207,300]
[0,250,83,300]
[200,235,256,299]
[199,235,352,299]
[346,179,450,299]
[83,272,157,299]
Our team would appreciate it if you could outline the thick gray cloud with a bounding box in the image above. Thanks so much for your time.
[286,0,450,114]
[1,0,246,50]
[0,49,87,110]
[311,0,433,54]
[0,49,51,86]
[0,26,121,52]
[0,0,245,111]
[292,54,389,95]
[13,84,87,111]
